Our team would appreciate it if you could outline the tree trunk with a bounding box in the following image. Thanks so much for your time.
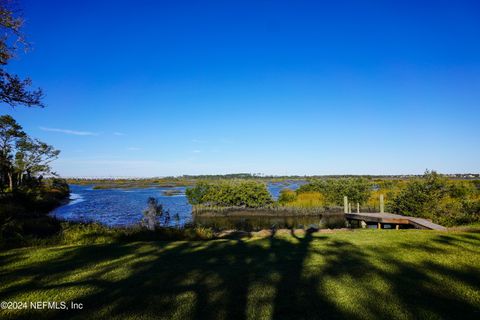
[7,171,13,191]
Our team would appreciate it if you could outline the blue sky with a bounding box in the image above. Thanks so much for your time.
[4,0,480,177]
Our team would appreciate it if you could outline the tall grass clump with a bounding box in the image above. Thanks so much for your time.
[279,190,327,208]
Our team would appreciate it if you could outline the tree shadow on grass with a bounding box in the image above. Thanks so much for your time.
[1,231,480,319]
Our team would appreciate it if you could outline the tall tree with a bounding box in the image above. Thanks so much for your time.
[0,0,43,108]
[15,137,60,184]
[0,115,58,191]
[0,114,24,189]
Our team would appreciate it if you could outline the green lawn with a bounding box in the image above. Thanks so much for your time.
[1,230,480,319]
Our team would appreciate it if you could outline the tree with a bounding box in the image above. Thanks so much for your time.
[0,115,59,191]
[0,114,24,189]
[0,0,44,108]
[15,137,60,185]
[389,171,450,219]
[142,197,163,231]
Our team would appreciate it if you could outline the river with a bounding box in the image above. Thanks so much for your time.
[50,182,332,230]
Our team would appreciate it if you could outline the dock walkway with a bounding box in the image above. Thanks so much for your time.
[345,212,447,230]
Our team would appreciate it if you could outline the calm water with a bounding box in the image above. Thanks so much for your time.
[50,182,344,229]
[50,185,191,227]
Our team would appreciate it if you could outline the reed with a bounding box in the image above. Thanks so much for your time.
[280,191,328,208]
[192,204,343,216]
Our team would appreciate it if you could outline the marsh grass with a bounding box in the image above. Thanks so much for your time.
[280,191,328,208]
[162,189,184,196]
[1,222,216,249]
[58,223,216,244]
[192,204,343,216]
[72,178,194,190]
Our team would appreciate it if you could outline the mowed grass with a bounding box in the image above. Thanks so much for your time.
[1,230,480,320]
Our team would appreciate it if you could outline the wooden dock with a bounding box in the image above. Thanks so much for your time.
[345,212,447,230]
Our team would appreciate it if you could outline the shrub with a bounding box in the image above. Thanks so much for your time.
[184,226,215,240]
[142,197,164,230]
[389,171,450,219]
[278,189,297,204]
[297,178,372,206]
[185,181,212,205]
[389,171,480,226]
[186,180,274,208]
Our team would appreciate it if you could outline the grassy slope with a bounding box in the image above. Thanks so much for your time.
[1,230,479,320]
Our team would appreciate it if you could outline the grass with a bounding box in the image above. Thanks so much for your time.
[280,191,328,208]
[1,229,480,319]
[192,205,342,216]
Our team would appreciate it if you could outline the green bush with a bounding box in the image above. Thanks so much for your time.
[389,171,480,226]
[278,189,297,204]
[297,178,372,206]
[186,180,274,208]
[185,181,213,205]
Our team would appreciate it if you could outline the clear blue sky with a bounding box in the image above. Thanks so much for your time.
[4,0,480,177]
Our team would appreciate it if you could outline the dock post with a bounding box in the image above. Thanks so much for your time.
[356,202,360,213]
[377,222,381,229]
[344,196,348,214]
[395,224,400,230]
[380,194,384,213]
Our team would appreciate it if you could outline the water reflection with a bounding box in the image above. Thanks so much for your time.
[193,213,346,231]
